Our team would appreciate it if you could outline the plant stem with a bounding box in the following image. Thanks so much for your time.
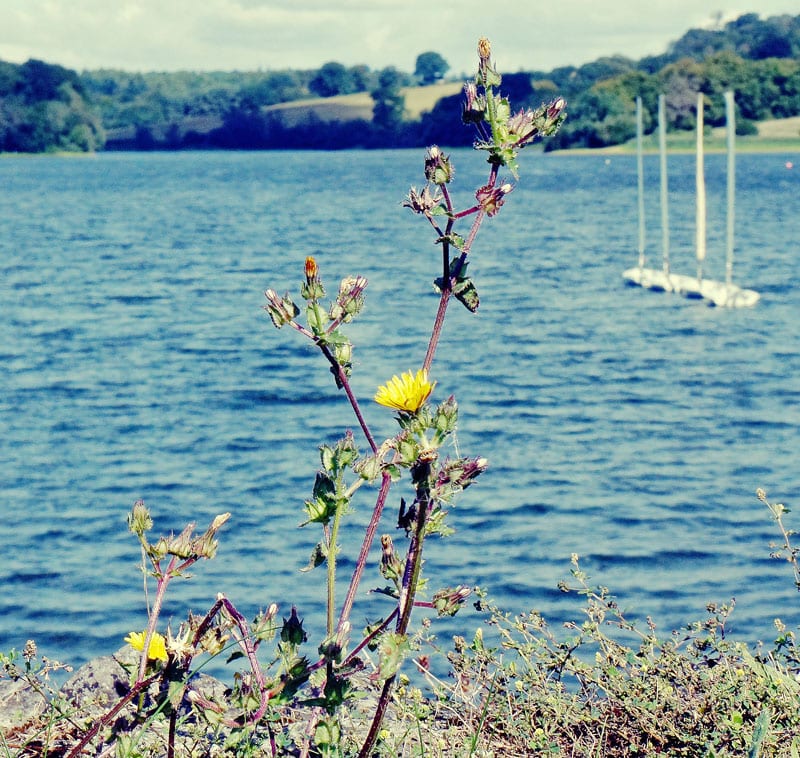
[138,556,176,682]
[338,470,393,628]
[423,208,488,373]
[358,460,433,757]
[318,341,378,455]
[327,501,344,636]
[65,672,161,758]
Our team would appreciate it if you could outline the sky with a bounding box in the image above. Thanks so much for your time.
[1,1,798,76]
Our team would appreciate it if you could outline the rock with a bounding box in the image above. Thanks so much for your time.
[0,675,47,732]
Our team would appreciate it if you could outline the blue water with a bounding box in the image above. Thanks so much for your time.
[2,149,799,676]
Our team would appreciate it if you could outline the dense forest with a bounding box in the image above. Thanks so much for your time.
[1,12,799,153]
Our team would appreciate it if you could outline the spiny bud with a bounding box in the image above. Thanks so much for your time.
[280,606,307,646]
[263,289,300,328]
[329,274,367,323]
[432,586,472,617]
[380,534,404,585]
[432,395,458,443]
[128,499,153,537]
[475,182,513,216]
[463,81,486,124]
[424,145,454,185]
[403,185,443,215]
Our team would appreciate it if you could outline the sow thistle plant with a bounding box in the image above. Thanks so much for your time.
[4,40,565,756]
[5,41,800,758]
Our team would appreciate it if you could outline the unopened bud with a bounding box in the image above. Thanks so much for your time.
[463,82,486,124]
[475,182,513,217]
[168,523,195,559]
[432,586,472,617]
[127,499,153,537]
[424,145,454,185]
[280,606,307,646]
[301,256,325,301]
[263,289,300,328]
[380,534,403,584]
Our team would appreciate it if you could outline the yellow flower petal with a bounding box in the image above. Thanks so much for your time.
[125,630,168,662]
[374,369,435,413]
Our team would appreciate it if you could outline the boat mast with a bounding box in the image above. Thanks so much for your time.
[695,92,706,283]
[724,91,736,288]
[636,96,646,269]
[658,94,670,276]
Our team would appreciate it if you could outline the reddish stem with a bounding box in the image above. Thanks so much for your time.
[337,470,393,628]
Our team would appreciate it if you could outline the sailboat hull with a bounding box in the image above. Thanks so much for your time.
[622,267,760,307]
[624,91,759,309]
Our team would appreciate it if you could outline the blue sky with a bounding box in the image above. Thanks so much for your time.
[1,1,798,74]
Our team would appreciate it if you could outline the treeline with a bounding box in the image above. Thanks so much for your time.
[546,11,800,149]
[1,12,799,153]
[0,59,104,152]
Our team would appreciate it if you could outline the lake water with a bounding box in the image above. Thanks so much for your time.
[1,148,799,678]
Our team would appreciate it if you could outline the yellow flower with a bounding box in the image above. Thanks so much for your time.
[374,369,435,413]
[125,630,168,662]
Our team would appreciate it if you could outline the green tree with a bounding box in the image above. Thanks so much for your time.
[414,51,449,85]
[371,66,405,133]
[309,62,354,98]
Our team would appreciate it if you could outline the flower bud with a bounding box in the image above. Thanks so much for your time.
[304,255,318,280]
[149,536,169,561]
[432,395,458,444]
[127,499,153,536]
[280,606,307,646]
[263,289,300,328]
[424,146,454,185]
[462,82,486,124]
[402,185,443,215]
[432,586,472,617]
[301,256,326,301]
[168,523,195,559]
[475,182,513,217]
[329,275,367,323]
[380,534,404,585]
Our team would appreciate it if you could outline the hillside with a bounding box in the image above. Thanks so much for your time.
[263,81,463,126]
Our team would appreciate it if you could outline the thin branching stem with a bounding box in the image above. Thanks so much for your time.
[338,470,393,628]
[318,341,378,455]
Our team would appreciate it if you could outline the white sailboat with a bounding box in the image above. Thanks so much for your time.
[622,92,760,307]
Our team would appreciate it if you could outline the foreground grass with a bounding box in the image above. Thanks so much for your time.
[4,555,800,757]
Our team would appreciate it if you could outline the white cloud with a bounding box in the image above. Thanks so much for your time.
[0,0,797,73]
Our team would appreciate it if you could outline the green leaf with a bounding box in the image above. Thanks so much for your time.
[376,632,411,681]
[453,276,479,312]
[300,541,327,572]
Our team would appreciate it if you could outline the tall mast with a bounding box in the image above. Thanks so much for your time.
[695,92,706,283]
[658,94,670,276]
[724,91,736,288]
[636,96,646,269]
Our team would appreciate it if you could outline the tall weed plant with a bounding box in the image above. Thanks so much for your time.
[3,39,799,758]
[2,39,566,757]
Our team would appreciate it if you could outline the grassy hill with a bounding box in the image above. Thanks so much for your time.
[567,115,800,154]
[263,81,463,127]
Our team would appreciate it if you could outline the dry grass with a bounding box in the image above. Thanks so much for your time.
[756,116,800,138]
[264,81,463,126]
